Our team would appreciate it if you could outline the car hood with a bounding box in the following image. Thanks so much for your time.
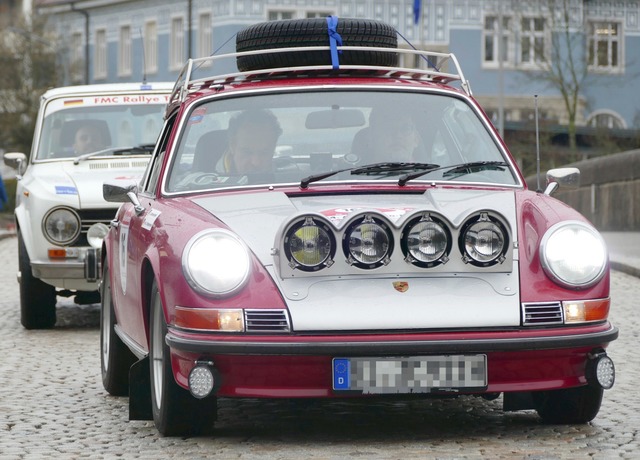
[29,159,149,208]
[193,188,522,331]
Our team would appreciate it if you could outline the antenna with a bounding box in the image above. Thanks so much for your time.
[535,94,541,192]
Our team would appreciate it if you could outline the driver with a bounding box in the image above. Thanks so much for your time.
[73,123,107,155]
[216,109,282,174]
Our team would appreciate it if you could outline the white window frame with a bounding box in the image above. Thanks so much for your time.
[144,20,158,75]
[197,12,212,60]
[588,20,623,73]
[482,15,514,68]
[519,16,547,68]
[94,28,107,80]
[118,24,132,77]
[170,16,185,71]
[70,31,84,83]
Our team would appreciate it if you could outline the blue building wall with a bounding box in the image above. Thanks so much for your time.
[39,0,640,130]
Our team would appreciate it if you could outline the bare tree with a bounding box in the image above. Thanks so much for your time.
[511,0,589,154]
[0,14,62,156]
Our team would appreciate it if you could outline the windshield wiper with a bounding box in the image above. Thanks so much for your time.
[398,161,508,186]
[73,148,115,164]
[442,161,507,177]
[73,144,155,164]
[300,162,440,189]
[112,144,156,155]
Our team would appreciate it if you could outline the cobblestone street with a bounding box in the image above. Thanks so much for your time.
[0,235,638,459]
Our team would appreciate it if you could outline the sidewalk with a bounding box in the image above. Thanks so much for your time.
[601,232,640,279]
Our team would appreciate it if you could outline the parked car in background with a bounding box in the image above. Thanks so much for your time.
[4,82,173,329]
[100,18,617,436]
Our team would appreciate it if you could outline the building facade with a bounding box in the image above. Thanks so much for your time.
[32,0,640,133]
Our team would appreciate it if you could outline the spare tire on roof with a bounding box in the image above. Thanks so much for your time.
[235,18,398,72]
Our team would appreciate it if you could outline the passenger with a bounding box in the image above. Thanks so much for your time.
[352,108,421,164]
[217,109,283,174]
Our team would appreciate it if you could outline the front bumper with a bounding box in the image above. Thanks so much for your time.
[166,323,618,397]
[31,247,101,282]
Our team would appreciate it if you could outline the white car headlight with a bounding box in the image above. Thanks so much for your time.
[540,221,607,289]
[42,207,81,245]
[182,229,251,298]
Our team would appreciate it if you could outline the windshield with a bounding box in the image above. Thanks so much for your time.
[166,90,518,192]
[35,92,169,160]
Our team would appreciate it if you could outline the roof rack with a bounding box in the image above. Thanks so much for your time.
[169,46,471,108]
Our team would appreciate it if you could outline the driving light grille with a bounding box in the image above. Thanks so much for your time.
[522,302,563,325]
[245,309,291,332]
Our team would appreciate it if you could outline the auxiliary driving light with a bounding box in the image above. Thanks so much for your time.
[188,362,215,399]
[586,351,615,390]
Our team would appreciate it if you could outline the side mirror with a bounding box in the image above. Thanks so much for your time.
[103,180,145,214]
[4,152,27,176]
[544,167,580,196]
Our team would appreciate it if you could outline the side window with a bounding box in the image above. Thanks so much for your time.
[142,114,176,195]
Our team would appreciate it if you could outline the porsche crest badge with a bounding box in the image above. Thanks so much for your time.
[393,281,409,292]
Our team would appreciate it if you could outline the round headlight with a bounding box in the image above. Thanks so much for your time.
[42,207,81,245]
[343,214,393,268]
[182,229,251,298]
[402,214,450,267]
[87,222,110,249]
[460,212,508,267]
[540,221,607,289]
[284,216,335,271]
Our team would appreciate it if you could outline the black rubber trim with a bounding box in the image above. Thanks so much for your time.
[166,325,619,356]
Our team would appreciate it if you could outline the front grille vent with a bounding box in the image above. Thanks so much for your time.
[245,309,290,333]
[88,160,149,170]
[522,302,563,326]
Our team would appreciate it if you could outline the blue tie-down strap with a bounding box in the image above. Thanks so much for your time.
[326,15,343,70]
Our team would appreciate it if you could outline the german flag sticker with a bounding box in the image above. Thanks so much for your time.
[64,99,84,106]
[393,281,409,293]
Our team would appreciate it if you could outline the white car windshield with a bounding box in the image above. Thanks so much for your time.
[35,95,168,160]
[166,90,518,192]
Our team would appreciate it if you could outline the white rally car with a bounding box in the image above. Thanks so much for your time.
[4,82,173,329]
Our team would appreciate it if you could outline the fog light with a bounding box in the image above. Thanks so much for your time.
[586,351,615,390]
[188,363,215,399]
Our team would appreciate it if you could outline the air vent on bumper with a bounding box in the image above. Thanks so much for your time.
[245,309,291,333]
[522,302,563,325]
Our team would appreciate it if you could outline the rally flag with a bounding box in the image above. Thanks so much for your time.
[413,0,421,25]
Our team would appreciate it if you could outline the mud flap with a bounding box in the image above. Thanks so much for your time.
[503,391,535,411]
[129,357,152,420]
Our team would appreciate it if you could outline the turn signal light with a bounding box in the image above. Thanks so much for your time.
[174,306,244,332]
[563,298,610,323]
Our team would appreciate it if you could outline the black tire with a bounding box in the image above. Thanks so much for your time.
[533,385,604,424]
[18,231,57,329]
[236,18,398,71]
[149,280,217,436]
[100,260,136,396]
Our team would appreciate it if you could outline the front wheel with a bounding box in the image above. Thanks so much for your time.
[533,385,604,424]
[100,260,136,396]
[18,231,57,329]
[149,280,217,436]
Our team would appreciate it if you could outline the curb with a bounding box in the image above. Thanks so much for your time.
[610,261,640,279]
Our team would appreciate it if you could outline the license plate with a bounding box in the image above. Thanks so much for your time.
[332,355,487,394]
